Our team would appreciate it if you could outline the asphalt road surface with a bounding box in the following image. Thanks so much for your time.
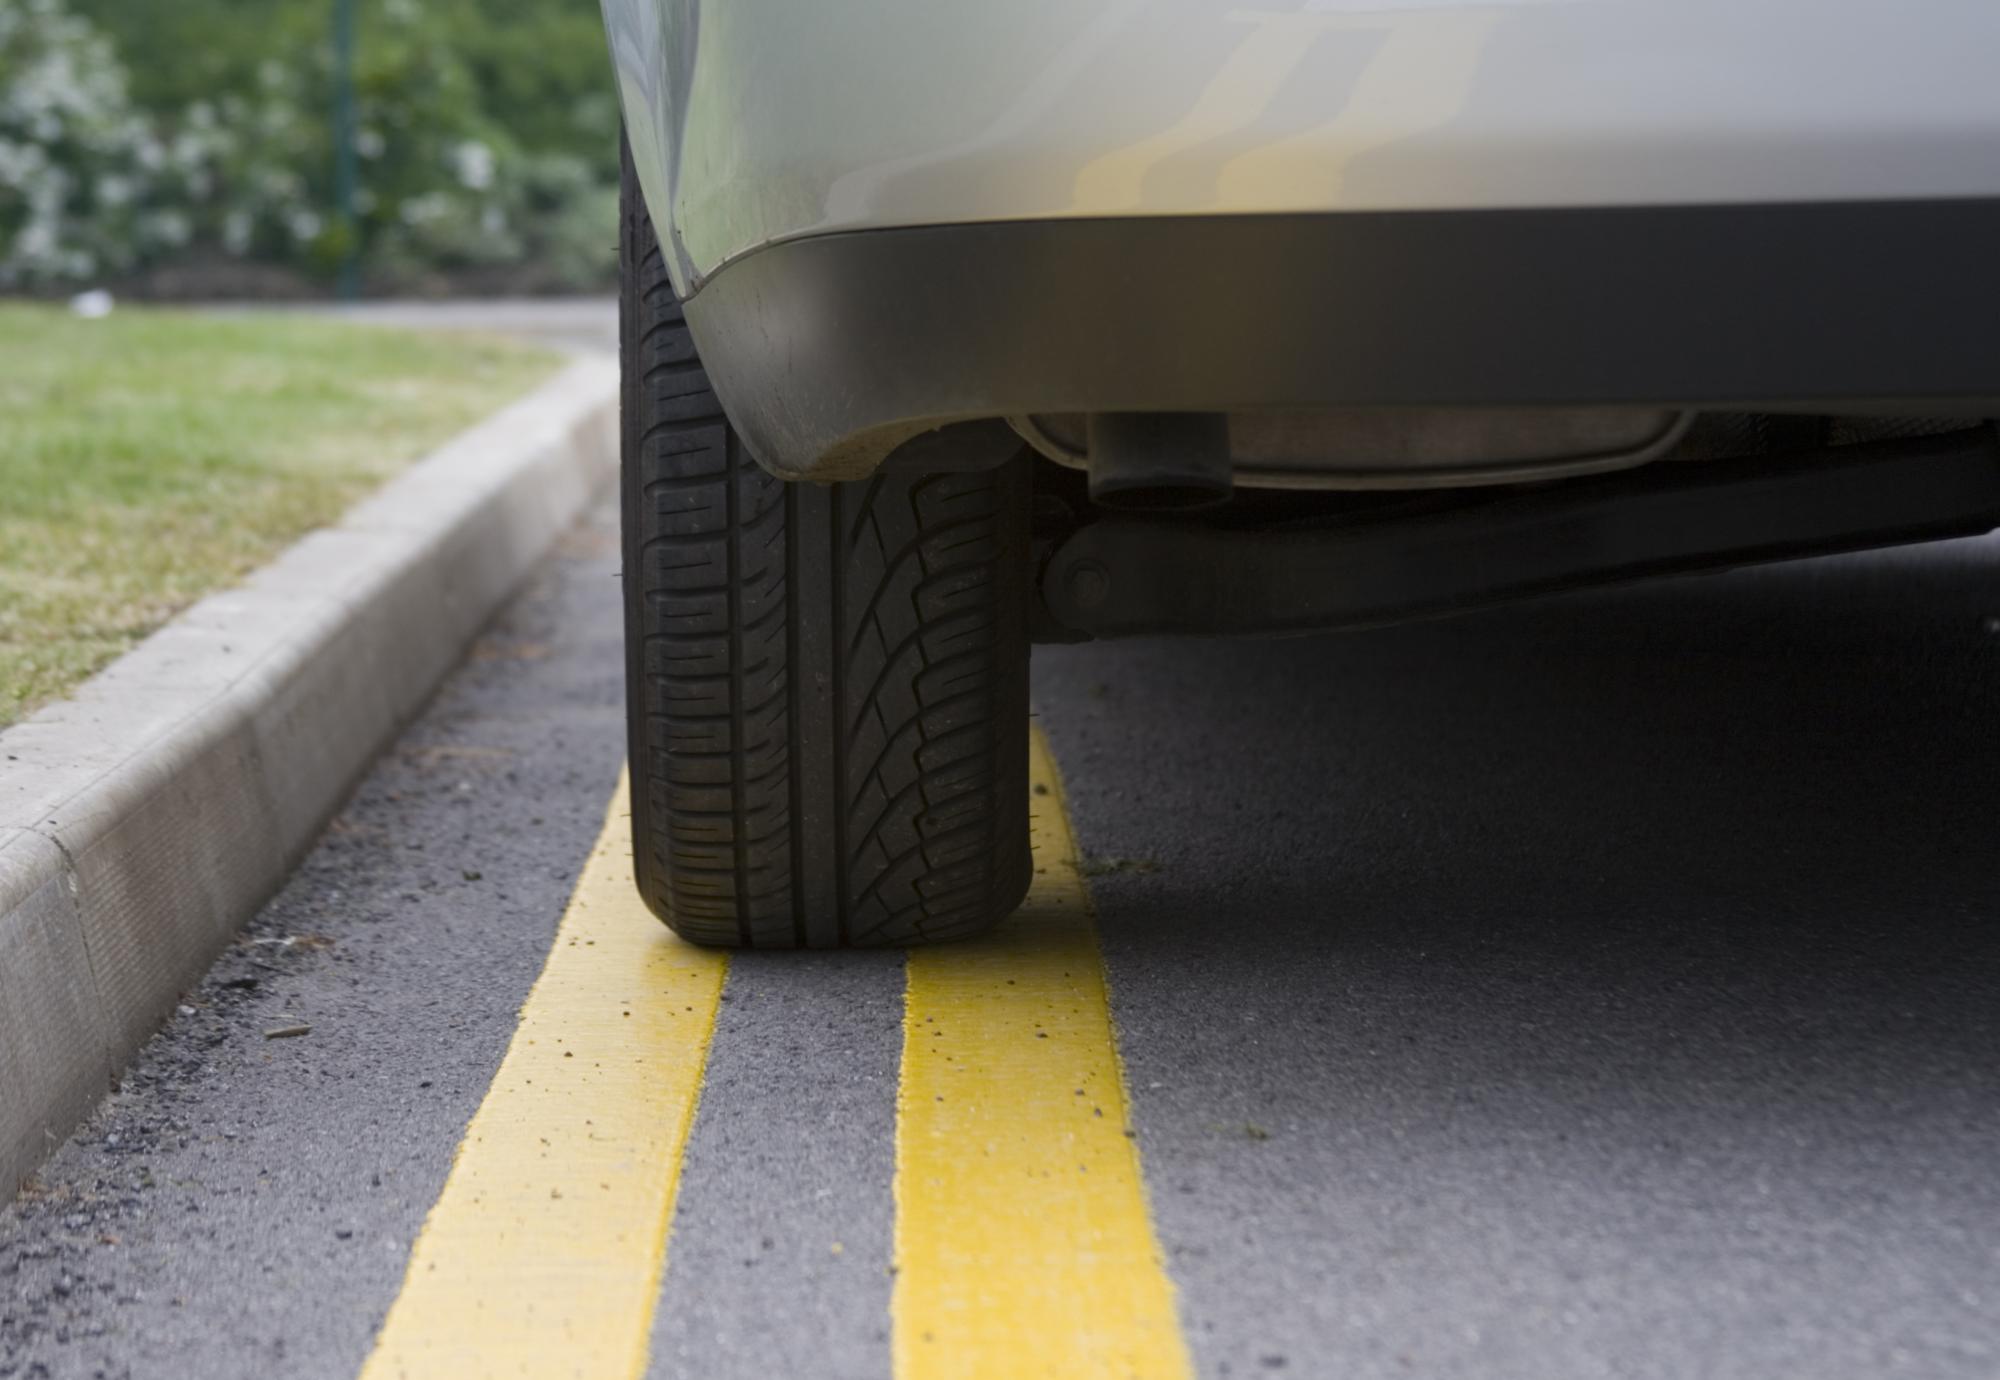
[5,403,1999,1374]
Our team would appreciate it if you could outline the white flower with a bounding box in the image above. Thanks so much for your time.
[400,191,450,226]
[15,218,58,262]
[451,140,495,191]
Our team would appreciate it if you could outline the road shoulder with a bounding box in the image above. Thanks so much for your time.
[0,358,616,1197]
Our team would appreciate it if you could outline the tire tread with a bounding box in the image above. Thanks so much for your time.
[618,142,1029,948]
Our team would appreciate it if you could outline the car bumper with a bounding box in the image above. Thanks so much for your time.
[681,199,2000,479]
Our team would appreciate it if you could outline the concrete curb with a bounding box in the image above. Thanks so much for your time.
[0,357,618,1193]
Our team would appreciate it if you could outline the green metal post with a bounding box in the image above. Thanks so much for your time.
[332,0,360,300]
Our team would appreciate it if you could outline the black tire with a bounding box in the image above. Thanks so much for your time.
[618,145,1033,948]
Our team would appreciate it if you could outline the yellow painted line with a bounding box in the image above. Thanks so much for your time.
[894,727,1193,1380]
[360,775,726,1380]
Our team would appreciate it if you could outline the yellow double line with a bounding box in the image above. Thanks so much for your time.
[359,778,725,1379]
[360,730,1191,1380]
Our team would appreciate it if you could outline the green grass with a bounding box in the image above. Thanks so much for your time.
[0,305,559,728]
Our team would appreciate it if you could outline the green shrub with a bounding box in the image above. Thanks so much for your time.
[0,0,192,286]
[2,0,617,293]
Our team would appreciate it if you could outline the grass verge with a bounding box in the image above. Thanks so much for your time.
[0,304,559,728]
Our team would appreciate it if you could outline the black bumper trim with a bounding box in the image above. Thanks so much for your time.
[680,200,2000,480]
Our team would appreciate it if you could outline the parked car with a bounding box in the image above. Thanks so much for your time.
[599,0,2000,947]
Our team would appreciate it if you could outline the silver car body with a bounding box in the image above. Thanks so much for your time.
[605,0,2000,294]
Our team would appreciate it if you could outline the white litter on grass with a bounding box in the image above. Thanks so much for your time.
[68,289,114,319]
